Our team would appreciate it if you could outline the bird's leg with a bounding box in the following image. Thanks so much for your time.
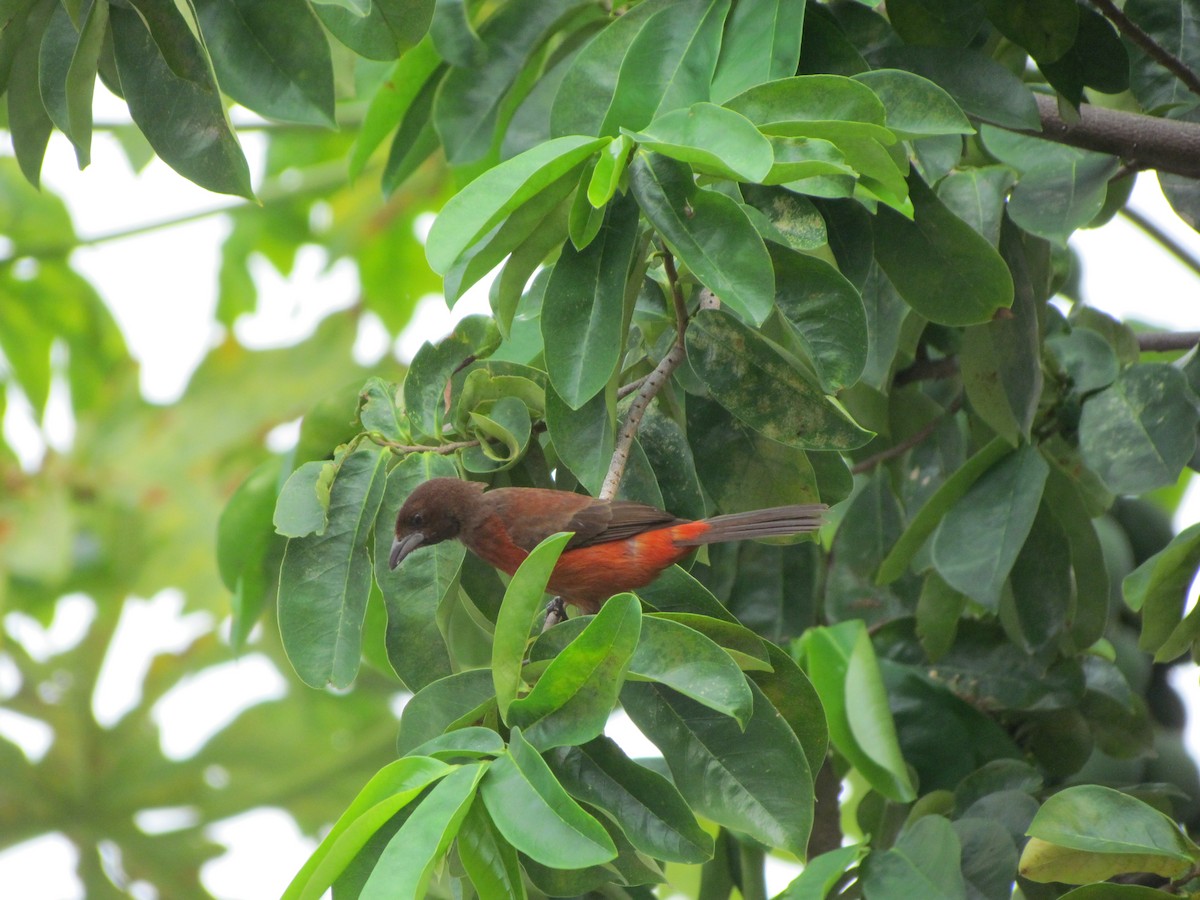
[541,596,568,631]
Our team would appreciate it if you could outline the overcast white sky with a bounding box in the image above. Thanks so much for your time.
[2,92,1200,899]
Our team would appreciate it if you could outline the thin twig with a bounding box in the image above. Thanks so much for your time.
[368,435,481,455]
[1085,0,1200,102]
[616,375,648,400]
[599,250,691,500]
[1121,206,1200,279]
[851,395,964,475]
[1137,331,1200,353]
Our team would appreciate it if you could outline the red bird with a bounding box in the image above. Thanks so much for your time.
[389,478,825,614]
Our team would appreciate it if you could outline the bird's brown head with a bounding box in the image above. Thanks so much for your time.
[389,477,486,569]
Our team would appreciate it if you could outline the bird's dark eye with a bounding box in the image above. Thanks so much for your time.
[410,512,424,527]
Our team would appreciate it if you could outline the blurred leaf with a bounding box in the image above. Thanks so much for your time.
[1124,0,1200,112]
[8,0,55,186]
[314,0,434,60]
[480,728,617,868]
[629,151,775,324]
[1124,522,1200,661]
[110,4,254,198]
[278,445,390,688]
[350,37,441,177]
[982,0,1077,62]
[196,0,335,127]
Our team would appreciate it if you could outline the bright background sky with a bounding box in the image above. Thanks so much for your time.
[3,90,1200,899]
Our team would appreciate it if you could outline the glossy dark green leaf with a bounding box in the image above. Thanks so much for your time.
[314,0,434,60]
[980,126,1118,244]
[861,815,966,899]
[1021,785,1199,884]
[935,166,1015,246]
[982,0,1077,62]
[1042,469,1109,650]
[623,679,813,854]
[360,762,485,899]
[886,0,985,47]
[873,46,1039,131]
[638,405,707,522]
[596,0,730,136]
[930,445,1048,611]
[426,135,608,274]
[853,68,973,139]
[629,152,774,324]
[546,737,714,863]
[1039,5,1129,104]
[480,728,617,868]
[625,103,774,182]
[1078,364,1199,495]
[278,446,390,688]
[493,533,573,720]
[282,756,453,900]
[724,74,893,144]
[686,308,873,450]
[636,562,738,622]
[1007,503,1071,652]
[429,0,485,67]
[375,454,462,690]
[397,669,498,755]
[877,437,1011,584]
[458,801,526,900]
[509,594,641,749]
[800,621,916,802]
[109,5,254,198]
[770,242,868,393]
[751,642,829,773]
[218,457,284,591]
[1125,0,1200,112]
[873,176,1013,325]
[686,393,822,512]
[434,0,585,166]
[545,385,614,496]
[10,1,60,186]
[542,192,639,409]
[710,0,805,102]
[197,0,334,127]
[1125,522,1200,662]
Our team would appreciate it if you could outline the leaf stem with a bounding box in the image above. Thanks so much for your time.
[599,247,691,500]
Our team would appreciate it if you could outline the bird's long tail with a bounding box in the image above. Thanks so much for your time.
[674,504,827,545]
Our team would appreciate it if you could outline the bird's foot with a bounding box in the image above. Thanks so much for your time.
[541,596,568,631]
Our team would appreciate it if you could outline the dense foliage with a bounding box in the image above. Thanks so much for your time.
[6,0,1200,897]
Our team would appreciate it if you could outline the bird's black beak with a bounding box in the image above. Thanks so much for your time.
[389,532,425,569]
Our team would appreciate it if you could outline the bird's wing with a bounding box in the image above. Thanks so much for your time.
[565,500,685,548]
[484,489,683,551]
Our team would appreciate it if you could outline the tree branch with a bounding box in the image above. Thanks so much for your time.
[1137,331,1200,353]
[1014,94,1200,179]
[1121,206,1200,279]
[1085,0,1200,102]
[599,250,691,501]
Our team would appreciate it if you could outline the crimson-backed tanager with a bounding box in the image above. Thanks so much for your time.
[389,477,825,613]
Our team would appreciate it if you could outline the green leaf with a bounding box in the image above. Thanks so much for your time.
[873,176,1013,325]
[109,5,254,198]
[429,0,485,67]
[622,679,814,854]
[710,0,805,102]
[546,736,714,864]
[404,726,506,761]
[1125,0,1200,111]
[458,801,526,900]
[860,815,966,899]
[625,102,774,182]
[274,460,335,538]
[314,0,434,60]
[878,437,1011,584]
[1078,364,1199,495]
[350,38,441,178]
[374,454,462,690]
[628,151,774,324]
[1021,785,1200,884]
[983,0,1078,63]
[361,762,487,900]
[480,728,617,868]
[853,68,973,139]
[777,845,867,899]
[980,126,1118,244]
[686,308,873,450]
[542,192,640,409]
[65,0,109,166]
[462,396,533,473]
[545,386,615,496]
[218,457,283,591]
[433,0,585,166]
[1124,522,1200,662]
[724,74,894,145]
[930,445,1049,611]
[358,377,406,442]
[492,533,573,720]
[874,46,1040,131]
[426,134,609,274]
[508,593,642,749]
[751,642,829,774]
[403,316,500,439]
[1046,328,1119,395]
[935,166,1016,246]
[770,242,868,393]
[800,621,916,803]
[196,0,334,127]
[397,669,498,755]
[9,1,57,186]
[278,446,390,688]
[587,133,633,207]
[282,756,454,900]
